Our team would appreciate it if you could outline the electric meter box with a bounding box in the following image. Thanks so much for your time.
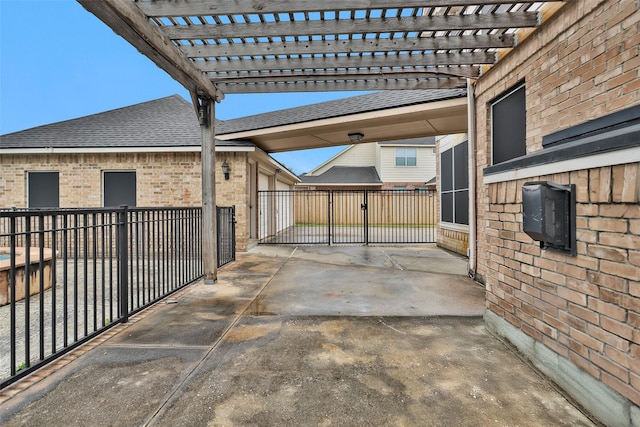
[522,181,576,255]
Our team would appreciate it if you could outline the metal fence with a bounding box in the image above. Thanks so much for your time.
[0,205,233,389]
[217,206,236,267]
[258,190,437,245]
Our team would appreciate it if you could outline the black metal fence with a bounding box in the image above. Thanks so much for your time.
[0,206,233,389]
[217,206,236,267]
[258,190,437,245]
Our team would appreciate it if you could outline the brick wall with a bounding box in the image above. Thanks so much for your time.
[475,0,640,408]
[437,227,469,256]
[214,152,249,250]
[0,151,254,251]
[0,152,203,208]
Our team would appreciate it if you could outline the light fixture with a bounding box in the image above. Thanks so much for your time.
[348,132,364,143]
[221,160,230,180]
[198,104,208,126]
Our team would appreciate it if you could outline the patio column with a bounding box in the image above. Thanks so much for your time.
[200,97,217,283]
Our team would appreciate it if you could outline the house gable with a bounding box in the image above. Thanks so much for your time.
[309,143,377,176]
[377,138,437,184]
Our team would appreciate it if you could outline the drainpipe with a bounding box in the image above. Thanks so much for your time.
[467,78,477,279]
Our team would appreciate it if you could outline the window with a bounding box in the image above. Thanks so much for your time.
[103,171,136,207]
[491,83,526,165]
[28,171,59,208]
[440,141,468,225]
[395,147,417,166]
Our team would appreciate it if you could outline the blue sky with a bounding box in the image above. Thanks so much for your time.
[0,0,369,174]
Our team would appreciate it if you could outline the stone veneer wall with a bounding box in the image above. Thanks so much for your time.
[0,151,253,251]
[473,0,640,422]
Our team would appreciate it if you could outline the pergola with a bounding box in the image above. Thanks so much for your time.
[77,0,566,281]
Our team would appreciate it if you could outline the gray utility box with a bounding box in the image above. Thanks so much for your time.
[522,181,576,255]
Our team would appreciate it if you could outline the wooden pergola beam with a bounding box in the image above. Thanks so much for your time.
[216,78,468,93]
[78,0,222,283]
[138,0,563,17]
[214,70,472,83]
[179,34,516,58]
[161,12,539,40]
[198,52,493,74]
[77,0,220,100]
[211,66,480,80]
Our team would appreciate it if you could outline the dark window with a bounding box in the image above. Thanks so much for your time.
[440,141,469,225]
[441,192,454,223]
[491,83,526,164]
[395,148,417,166]
[441,149,453,192]
[104,171,136,207]
[455,190,469,224]
[28,171,59,208]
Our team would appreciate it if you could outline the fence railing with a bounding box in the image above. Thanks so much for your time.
[217,206,236,267]
[258,190,437,245]
[0,206,224,389]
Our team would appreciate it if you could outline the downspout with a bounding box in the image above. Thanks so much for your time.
[467,78,478,279]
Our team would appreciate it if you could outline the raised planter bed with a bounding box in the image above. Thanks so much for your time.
[0,247,53,306]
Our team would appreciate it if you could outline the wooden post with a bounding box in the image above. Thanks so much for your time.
[200,97,217,284]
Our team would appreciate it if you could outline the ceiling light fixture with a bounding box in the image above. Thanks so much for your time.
[348,132,364,142]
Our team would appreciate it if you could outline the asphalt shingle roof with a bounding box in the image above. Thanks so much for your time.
[299,166,382,185]
[0,95,251,150]
[1,89,464,150]
[218,89,466,134]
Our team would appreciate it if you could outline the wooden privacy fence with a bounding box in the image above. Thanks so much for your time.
[259,190,438,245]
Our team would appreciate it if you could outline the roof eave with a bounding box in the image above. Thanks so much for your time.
[0,146,255,155]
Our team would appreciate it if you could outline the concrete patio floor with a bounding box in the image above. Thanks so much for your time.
[0,245,595,426]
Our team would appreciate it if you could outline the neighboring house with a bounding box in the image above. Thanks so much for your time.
[297,137,436,191]
[0,95,299,251]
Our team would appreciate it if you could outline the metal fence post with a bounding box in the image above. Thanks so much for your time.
[363,190,369,246]
[117,206,129,323]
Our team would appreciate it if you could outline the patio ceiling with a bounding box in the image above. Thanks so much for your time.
[78,0,566,100]
[217,95,469,152]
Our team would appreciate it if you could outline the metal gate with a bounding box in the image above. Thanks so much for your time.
[217,206,236,267]
[258,190,436,245]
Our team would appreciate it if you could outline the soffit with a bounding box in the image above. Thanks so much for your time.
[218,96,467,152]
